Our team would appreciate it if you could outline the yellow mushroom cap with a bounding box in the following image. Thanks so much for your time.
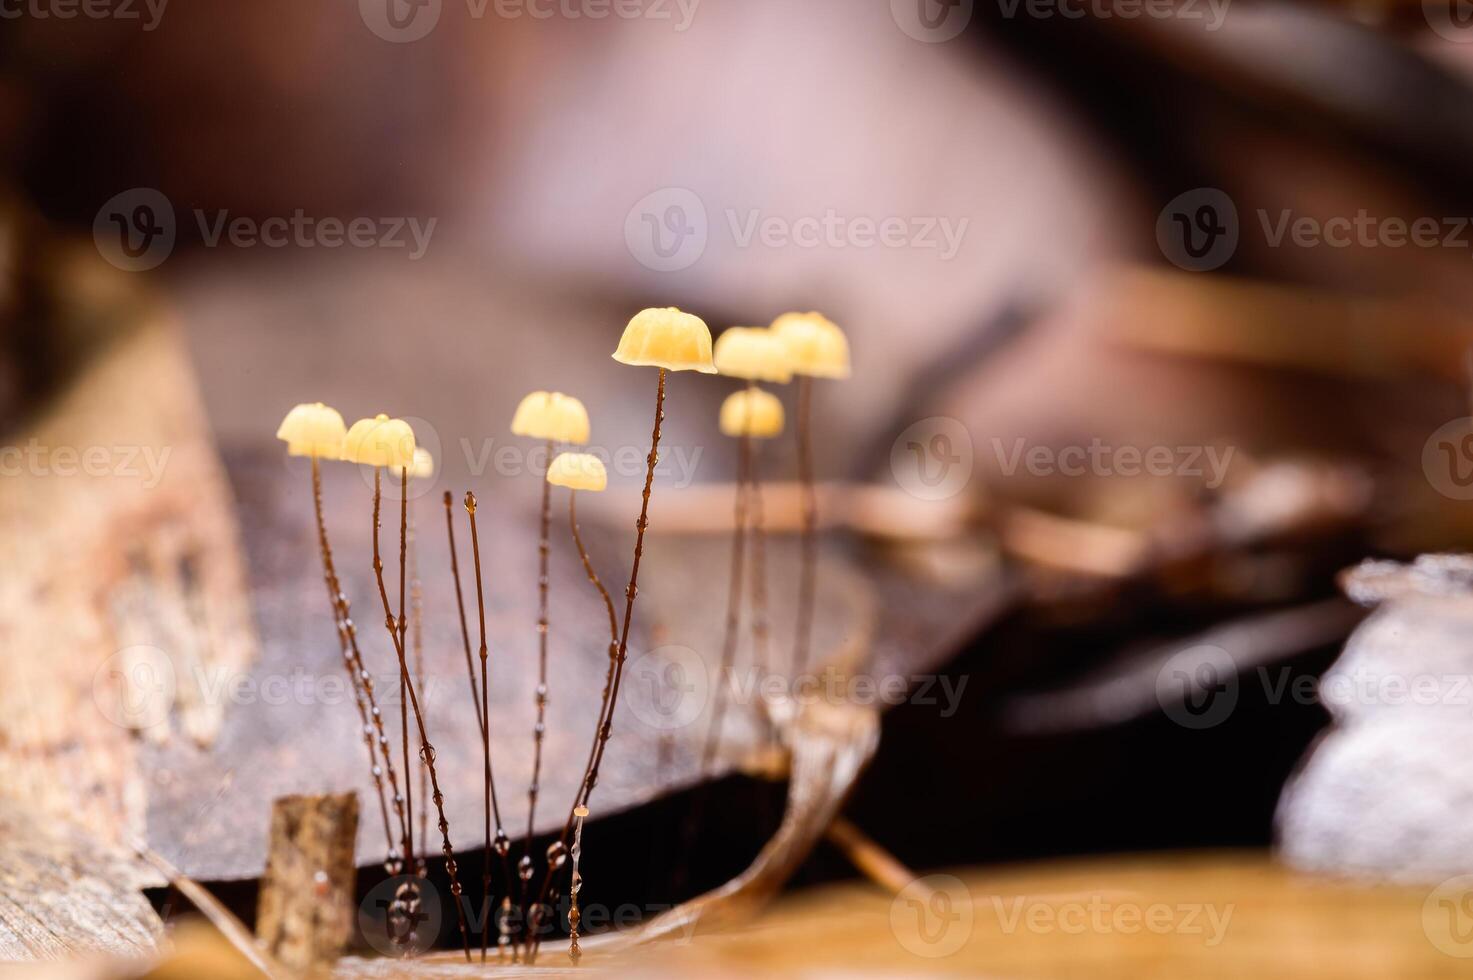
[771,311,851,379]
[510,391,591,445]
[275,402,347,458]
[409,447,434,480]
[612,307,717,374]
[719,388,785,439]
[342,414,417,469]
[713,327,793,384]
[574,804,589,818]
[546,452,608,492]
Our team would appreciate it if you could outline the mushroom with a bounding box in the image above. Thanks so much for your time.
[704,329,793,773]
[770,312,851,677]
[275,404,406,884]
[344,413,473,961]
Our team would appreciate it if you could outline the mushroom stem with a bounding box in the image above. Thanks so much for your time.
[520,439,555,936]
[464,492,516,962]
[701,428,749,775]
[374,467,473,961]
[568,807,587,964]
[528,368,667,962]
[372,467,414,874]
[310,458,401,873]
[443,493,485,733]
[525,489,619,957]
[793,374,817,679]
[410,508,428,877]
[748,434,774,731]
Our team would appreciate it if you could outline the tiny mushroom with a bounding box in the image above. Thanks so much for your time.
[719,388,785,440]
[342,414,417,469]
[546,452,608,493]
[275,402,347,458]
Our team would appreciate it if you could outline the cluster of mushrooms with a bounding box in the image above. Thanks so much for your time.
[274,306,850,964]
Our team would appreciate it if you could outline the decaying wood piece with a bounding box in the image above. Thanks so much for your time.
[256,792,360,973]
[0,308,257,873]
[0,802,161,960]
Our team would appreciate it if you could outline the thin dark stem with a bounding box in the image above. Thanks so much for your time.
[444,492,484,725]
[526,440,554,845]
[410,509,428,876]
[399,469,412,868]
[519,440,555,940]
[748,441,772,687]
[524,489,620,954]
[793,374,817,677]
[311,458,400,871]
[374,468,472,961]
[373,468,413,871]
[465,492,515,962]
[700,430,749,775]
[528,368,667,961]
